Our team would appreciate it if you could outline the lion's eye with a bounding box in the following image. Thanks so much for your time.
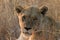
[22,16,26,21]
[33,18,37,21]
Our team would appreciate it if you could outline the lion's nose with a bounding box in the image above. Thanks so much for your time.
[24,27,31,30]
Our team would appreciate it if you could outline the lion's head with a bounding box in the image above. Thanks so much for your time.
[15,6,49,37]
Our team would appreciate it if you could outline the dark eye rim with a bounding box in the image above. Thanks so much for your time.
[22,16,26,19]
[22,16,26,21]
[33,18,38,20]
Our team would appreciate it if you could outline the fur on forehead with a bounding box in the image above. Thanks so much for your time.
[22,7,40,16]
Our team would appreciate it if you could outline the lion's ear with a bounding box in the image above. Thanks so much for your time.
[15,6,24,14]
[40,6,48,16]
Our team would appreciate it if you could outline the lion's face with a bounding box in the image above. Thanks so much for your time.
[16,6,48,36]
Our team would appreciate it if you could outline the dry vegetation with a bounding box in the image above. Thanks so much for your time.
[0,0,60,40]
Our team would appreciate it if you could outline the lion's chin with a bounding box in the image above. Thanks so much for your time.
[23,32,32,37]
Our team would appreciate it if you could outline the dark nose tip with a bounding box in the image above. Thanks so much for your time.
[24,27,31,30]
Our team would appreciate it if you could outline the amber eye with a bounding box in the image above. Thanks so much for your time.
[33,18,38,21]
[22,16,26,21]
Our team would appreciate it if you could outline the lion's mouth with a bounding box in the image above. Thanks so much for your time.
[23,32,32,35]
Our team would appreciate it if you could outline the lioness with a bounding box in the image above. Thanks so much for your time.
[16,6,56,40]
